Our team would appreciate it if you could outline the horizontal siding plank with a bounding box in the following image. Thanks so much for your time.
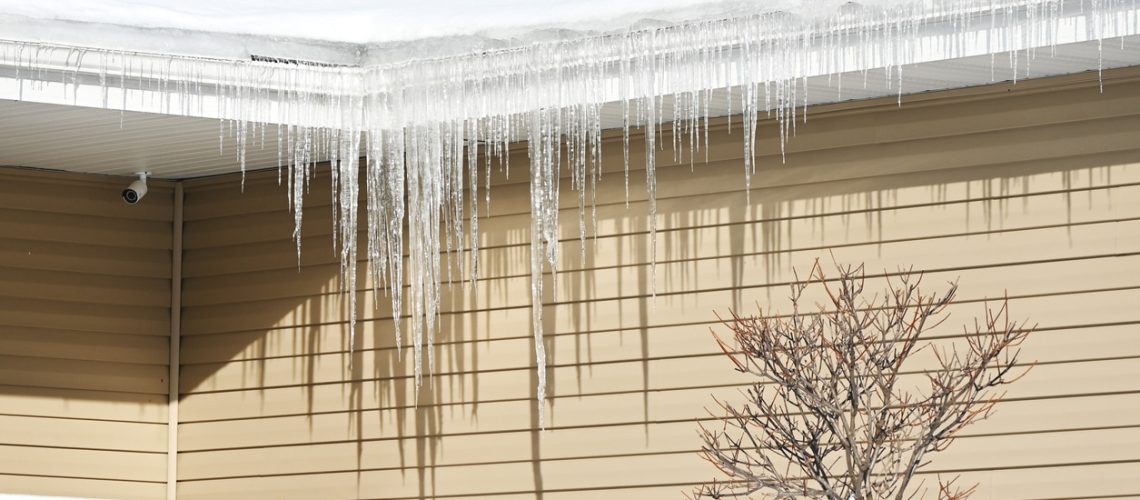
[175,425,1140,486]
[977,462,1140,499]
[0,265,169,307]
[176,449,1140,499]
[176,388,1140,461]
[0,414,166,453]
[177,388,1140,454]
[0,207,171,250]
[0,444,165,483]
[184,173,330,222]
[0,354,167,395]
[0,384,166,423]
[0,297,168,336]
[175,461,1140,500]
[0,473,164,500]
[0,237,170,278]
[374,485,698,500]
[930,426,1140,472]
[0,327,167,364]
[434,462,1140,500]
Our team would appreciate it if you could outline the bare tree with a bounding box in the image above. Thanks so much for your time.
[693,260,1033,500]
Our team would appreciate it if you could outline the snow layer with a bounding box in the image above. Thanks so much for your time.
[0,0,922,45]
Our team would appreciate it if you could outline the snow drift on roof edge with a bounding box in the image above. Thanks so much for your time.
[0,0,932,46]
[0,0,982,64]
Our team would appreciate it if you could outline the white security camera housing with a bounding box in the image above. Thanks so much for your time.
[122,172,148,205]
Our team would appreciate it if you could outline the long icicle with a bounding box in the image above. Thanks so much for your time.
[0,0,1130,423]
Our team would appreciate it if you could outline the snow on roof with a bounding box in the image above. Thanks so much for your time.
[0,0,969,66]
[0,0,913,45]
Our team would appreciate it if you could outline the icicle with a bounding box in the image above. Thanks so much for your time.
[0,0,1133,423]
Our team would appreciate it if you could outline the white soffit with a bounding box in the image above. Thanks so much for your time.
[0,0,1139,178]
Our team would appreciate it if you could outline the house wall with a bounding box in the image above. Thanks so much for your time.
[172,70,1140,499]
[0,168,173,499]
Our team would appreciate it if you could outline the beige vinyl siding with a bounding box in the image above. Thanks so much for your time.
[0,168,171,499]
[176,70,1140,499]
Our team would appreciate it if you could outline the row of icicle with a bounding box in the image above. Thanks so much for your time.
[0,0,1135,426]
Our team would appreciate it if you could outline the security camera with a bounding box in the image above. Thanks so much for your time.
[122,172,148,205]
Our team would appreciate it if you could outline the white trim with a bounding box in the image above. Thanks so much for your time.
[167,182,183,500]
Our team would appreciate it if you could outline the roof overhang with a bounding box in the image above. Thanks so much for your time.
[1,0,1140,179]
